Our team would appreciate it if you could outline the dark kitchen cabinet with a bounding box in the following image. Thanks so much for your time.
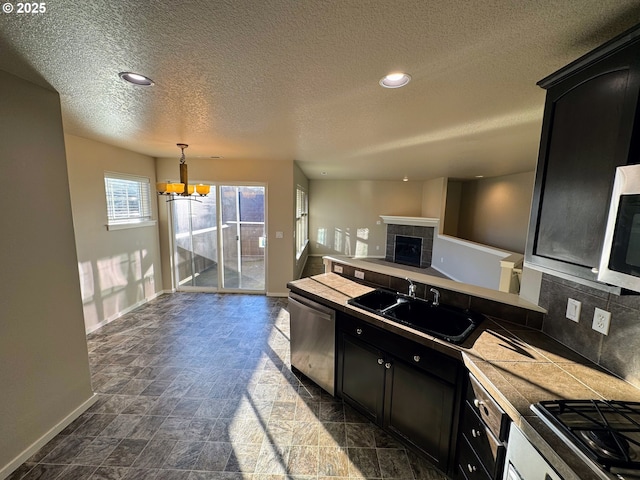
[384,356,455,467]
[340,334,385,423]
[337,312,461,474]
[526,25,640,285]
[455,374,509,480]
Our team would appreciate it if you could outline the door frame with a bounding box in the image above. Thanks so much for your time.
[167,181,268,294]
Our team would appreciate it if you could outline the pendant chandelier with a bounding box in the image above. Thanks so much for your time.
[156,143,210,199]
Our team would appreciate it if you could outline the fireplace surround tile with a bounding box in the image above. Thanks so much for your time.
[385,224,434,268]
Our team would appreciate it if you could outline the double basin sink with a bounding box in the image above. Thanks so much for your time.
[347,288,484,344]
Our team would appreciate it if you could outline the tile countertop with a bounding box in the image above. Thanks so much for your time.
[287,273,640,480]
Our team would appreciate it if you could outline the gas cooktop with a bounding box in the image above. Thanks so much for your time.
[533,400,640,474]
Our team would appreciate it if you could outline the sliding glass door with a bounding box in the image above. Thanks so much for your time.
[172,187,219,288]
[220,186,266,290]
[171,184,265,292]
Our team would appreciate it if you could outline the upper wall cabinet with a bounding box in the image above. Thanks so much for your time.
[526,25,640,287]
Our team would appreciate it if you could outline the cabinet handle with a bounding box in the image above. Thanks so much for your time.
[467,463,477,473]
[471,428,481,438]
[385,362,392,369]
[356,328,363,335]
[377,358,384,365]
[473,398,484,409]
[413,355,420,362]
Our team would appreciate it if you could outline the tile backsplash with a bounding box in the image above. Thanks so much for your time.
[539,273,640,388]
[331,262,544,329]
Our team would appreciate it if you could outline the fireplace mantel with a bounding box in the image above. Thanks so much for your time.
[380,216,439,228]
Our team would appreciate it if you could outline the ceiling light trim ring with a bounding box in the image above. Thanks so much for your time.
[118,71,155,86]
[380,72,411,89]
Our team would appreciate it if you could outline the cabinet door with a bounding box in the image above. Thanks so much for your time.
[384,358,455,469]
[339,334,385,423]
[527,37,640,282]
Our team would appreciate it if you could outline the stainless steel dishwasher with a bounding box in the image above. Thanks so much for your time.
[288,292,336,396]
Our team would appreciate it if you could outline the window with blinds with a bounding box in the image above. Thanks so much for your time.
[104,173,152,226]
[296,186,308,257]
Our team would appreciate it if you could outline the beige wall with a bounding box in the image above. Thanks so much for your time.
[457,171,535,253]
[309,180,423,257]
[443,180,462,236]
[293,162,310,279]
[65,134,164,332]
[0,71,94,476]
[156,156,295,295]
[421,177,447,219]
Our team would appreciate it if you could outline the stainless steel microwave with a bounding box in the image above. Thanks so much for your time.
[598,164,640,292]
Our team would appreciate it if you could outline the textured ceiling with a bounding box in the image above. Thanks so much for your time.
[1,1,639,180]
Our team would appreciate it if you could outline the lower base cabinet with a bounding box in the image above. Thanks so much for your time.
[336,312,461,474]
[386,359,455,466]
[340,334,386,422]
[455,374,509,480]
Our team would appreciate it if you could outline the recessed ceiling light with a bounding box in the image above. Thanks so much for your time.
[475,175,484,178]
[210,156,224,159]
[403,176,409,182]
[118,72,154,86]
[380,72,411,89]
[321,171,328,176]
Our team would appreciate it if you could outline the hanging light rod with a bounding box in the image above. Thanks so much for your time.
[156,144,211,201]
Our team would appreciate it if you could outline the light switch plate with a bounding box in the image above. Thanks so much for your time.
[334,265,343,274]
[592,307,611,335]
[566,298,581,322]
[355,270,365,279]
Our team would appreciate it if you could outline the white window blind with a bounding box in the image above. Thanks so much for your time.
[296,186,308,256]
[104,173,152,225]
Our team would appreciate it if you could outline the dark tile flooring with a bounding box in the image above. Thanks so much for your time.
[8,293,448,480]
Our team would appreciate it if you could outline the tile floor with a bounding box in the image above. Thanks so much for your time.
[8,293,449,480]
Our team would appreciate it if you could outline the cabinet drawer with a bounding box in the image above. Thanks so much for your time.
[338,312,388,346]
[460,404,505,478]
[385,337,458,382]
[466,374,509,441]
[338,312,458,383]
[457,436,492,480]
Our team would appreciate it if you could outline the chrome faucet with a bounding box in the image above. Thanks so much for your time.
[406,277,416,298]
[430,287,440,306]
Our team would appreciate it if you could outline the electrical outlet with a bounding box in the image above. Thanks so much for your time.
[334,265,343,274]
[355,270,365,279]
[592,307,611,335]
[566,298,581,322]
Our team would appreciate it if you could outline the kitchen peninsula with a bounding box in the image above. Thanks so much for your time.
[287,271,640,480]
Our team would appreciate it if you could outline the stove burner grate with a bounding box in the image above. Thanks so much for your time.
[534,399,640,471]
[577,429,630,461]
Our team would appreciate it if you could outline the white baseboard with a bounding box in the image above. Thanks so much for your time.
[267,291,290,297]
[0,393,98,480]
[85,291,166,334]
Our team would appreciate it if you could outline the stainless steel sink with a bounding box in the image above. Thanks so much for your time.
[348,288,484,344]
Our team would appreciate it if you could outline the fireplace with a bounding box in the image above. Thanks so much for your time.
[394,235,423,267]
[384,220,435,268]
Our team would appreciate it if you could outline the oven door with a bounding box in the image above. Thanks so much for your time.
[598,165,640,292]
[503,424,563,480]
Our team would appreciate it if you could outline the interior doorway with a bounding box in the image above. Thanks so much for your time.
[171,184,266,292]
